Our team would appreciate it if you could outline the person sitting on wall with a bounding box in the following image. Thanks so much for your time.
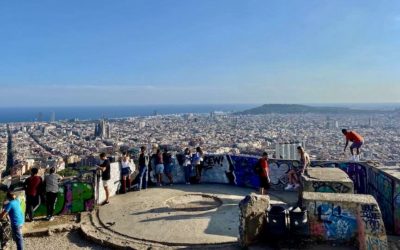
[258,152,270,195]
[284,146,310,191]
[342,129,364,162]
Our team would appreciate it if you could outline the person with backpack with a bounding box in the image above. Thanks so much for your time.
[256,152,270,195]
[163,148,174,186]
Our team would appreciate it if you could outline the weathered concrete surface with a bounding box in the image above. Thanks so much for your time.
[302,168,354,194]
[303,192,388,250]
[98,184,251,246]
[238,193,270,247]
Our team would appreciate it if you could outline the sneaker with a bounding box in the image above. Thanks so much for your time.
[284,184,294,191]
[294,184,300,189]
[186,182,191,185]
[48,216,54,222]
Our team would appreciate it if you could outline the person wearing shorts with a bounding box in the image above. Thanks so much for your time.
[285,146,310,191]
[155,149,164,186]
[258,152,270,195]
[98,153,111,205]
[342,129,364,161]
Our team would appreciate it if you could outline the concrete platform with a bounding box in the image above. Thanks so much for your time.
[302,168,354,193]
[96,184,296,246]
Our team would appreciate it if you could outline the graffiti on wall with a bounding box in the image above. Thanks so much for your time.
[230,156,301,190]
[309,201,357,241]
[357,204,387,250]
[367,167,394,233]
[312,162,367,194]
[34,181,95,216]
[395,183,400,235]
[312,182,351,193]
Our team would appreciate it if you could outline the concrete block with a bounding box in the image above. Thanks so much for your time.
[238,193,270,247]
[302,168,354,194]
[303,192,388,250]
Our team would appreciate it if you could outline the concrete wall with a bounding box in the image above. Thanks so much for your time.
[302,168,354,194]
[303,192,388,250]
[97,162,122,204]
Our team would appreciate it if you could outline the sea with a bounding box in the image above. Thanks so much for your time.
[0,104,257,123]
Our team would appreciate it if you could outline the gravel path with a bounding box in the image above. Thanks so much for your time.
[9,230,112,250]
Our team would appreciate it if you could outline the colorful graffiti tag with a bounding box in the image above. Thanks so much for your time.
[230,156,301,190]
[34,181,95,217]
[357,204,388,250]
[311,162,367,194]
[312,182,352,193]
[310,202,357,241]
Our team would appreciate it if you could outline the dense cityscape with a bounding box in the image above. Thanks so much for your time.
[1,111,399,180]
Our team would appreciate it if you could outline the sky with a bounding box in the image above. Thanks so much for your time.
[0,0,400,106]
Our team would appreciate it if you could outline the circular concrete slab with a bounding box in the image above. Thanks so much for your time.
[98,184,254,245]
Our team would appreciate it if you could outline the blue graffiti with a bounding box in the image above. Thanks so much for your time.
[316,202,357,240]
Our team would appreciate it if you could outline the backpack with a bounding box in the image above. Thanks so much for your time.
[253,160,262,175]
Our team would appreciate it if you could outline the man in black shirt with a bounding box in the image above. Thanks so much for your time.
[98,152,111,205]
[138,146,149,190]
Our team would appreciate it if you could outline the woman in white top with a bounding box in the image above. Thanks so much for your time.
[120,152,132,193]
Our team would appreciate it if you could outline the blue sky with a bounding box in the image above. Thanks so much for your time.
[0,0,399,106]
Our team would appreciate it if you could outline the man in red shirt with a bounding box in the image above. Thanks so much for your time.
[258,152,270,195]
[342,129,364,161]
[23,168,43,222]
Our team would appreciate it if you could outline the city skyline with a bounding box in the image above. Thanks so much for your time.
[1,1,400,106]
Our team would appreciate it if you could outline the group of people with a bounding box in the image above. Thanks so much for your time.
[1,167,61,250]
[136,146,204,190]
[257,129,364,194]
[96,146,205,206]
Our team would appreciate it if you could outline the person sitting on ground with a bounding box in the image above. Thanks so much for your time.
[342,129,364,161]
[155,149,164,186]
[285,146,310,191]
[163,148,174,186]
[23,167,42,222]
[44,167,61,221]
[1,191,25,250]
[258,152,270,195]
[98,153,111,205]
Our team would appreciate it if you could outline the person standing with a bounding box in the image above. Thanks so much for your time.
[98,153,111,205]
[155,149,164,186]
[183,148,192,185]
[192,147,204,182]
[163,148,174,186]
[1,191,24,250]
[258,152,270,195]
[120,152,131,194]
[285,146,310,190]
[138,146,149,191]
[44,167,61,221]
[342,129,364,161]
[23,168,42,222]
